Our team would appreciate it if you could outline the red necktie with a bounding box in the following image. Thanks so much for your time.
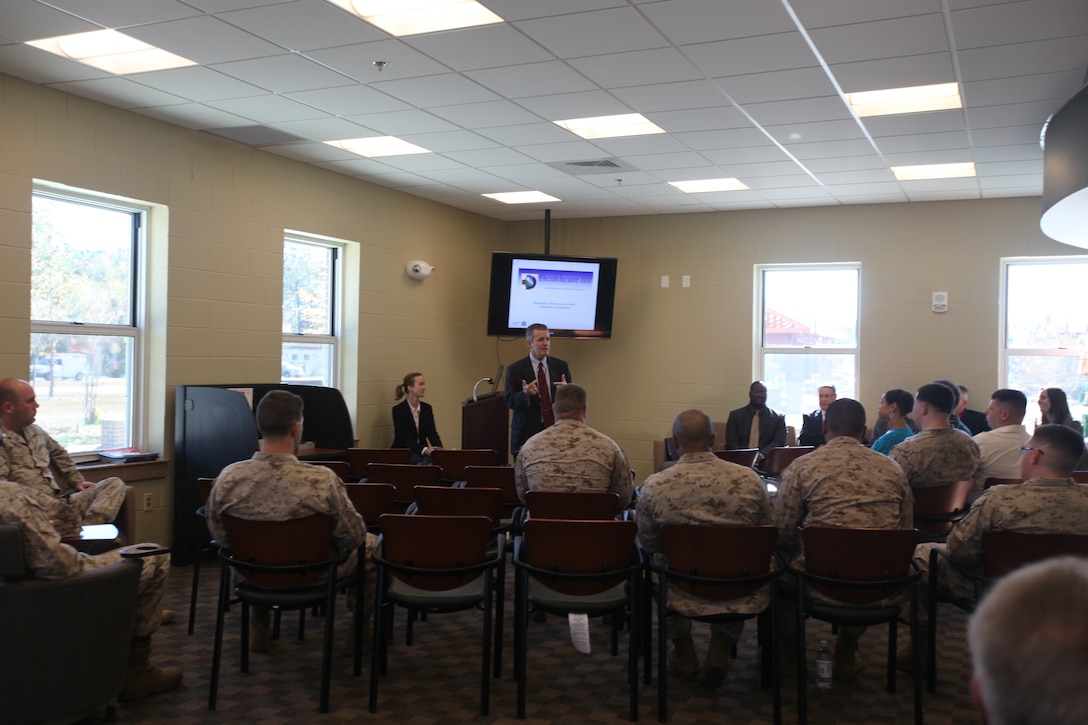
[537,362,554,427]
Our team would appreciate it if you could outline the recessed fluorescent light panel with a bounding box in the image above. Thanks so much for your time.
[846,83,962,117]
[483,191,560,204]
[891,162,976,181]
[325,136,431,157]
[668,178,749,193]
[26,29,196,74]
[325,0,503,36]
[554,113,665,140]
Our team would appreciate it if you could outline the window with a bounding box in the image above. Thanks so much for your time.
[282,235,341,387]
[30,190,145,453]
[757,265,860,426]
[1002,257,1088,430]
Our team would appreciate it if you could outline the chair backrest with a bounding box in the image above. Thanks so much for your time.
[762,446,815,476]
[714,448,760,468]
[344,483,398,528]
[430,448,501,481]
[308,459,351,481]
[346,447,412,478]
[524,490,620,520]
[661,524,777,600]
[412,485,504,526]
[220,513,337,588]
[196,477,215,506]
[377,514,494,591]
[1072,470,1088,484]
[521,518,638,596]
[983,477,1022,489]
[786,425,797,447]
[982,530,1088,579]
[912,479,975,534]
[801,526,918,604]
[365,463,444,500]
[463,465,519,505]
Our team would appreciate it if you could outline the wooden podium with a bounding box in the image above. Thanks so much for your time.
[462,393,509,464]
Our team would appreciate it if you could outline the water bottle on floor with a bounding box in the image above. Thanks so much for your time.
[815,639,833,690]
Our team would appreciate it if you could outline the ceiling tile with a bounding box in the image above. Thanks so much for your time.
[305,39,450,82]
[682,33,817,78]
[210,54,355,93]
[206,94,330,123]
[42,0,202,29]
[49,77,188,108]
[640,0,796,45]
[808,14,950,65]
[568,48,703,88]
[368,74,500,107]
[135,103,255,129]
[284,85,411,116]
[126,16,286,65]
[427,100,543,129]
[342,109,458,135]
[513,7,669,58]
[466,61,598,99]
[3,1,100,42]
[221,0,381,52]
[131,66,268,102]
[404,24,555,71]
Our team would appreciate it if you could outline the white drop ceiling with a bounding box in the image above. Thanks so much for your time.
[1,0,1085,221]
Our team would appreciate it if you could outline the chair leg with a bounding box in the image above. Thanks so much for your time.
[353,578,365,677]
[369,565,386,714]
[928,549,940,693]
[769,587,781,725]
[657,574,668,724]
[515,567,527,719]
[481,574,493,716]
[628,586,639,723]
[493,557,504,679]
[240,603,250,673]
[188,546,202,635]
[887,616,898,692]
[911,581,924,725]
[319,573,337,713]
[796,578,808,725]
[208,562,231,710]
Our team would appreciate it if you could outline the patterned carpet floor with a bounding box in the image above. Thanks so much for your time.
[103,561,982,724]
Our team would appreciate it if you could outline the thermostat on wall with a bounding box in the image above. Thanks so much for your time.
[932,291,948,313]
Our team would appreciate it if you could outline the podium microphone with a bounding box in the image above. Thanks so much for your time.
[472,377,494,402]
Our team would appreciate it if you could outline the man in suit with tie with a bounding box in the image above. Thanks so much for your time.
[504,323,572,456]
[724,381,786,466]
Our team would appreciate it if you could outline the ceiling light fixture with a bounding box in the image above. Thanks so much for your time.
[325,0,503,36]
[668,178,749,193]
[846,83,962,117]
[324,136,431,157]
[26,29,196,74]
[482,191,560,204]
[891,162,976,181]
[554,113,665,140]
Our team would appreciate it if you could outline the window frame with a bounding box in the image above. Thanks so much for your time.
[30,184,149,452]
[754,263,861,423]
[282,232,345,389]
[1000,255,1088,429]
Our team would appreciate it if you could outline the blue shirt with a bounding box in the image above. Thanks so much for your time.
[871,427,914,456]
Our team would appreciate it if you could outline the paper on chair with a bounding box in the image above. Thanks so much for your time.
[569,613,591,654]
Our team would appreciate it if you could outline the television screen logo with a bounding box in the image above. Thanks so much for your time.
[520,273,538,290]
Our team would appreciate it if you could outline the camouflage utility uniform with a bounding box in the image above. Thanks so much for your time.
[207,451,368,578]
[637,451,772,639]
[0,481,166,637]
[889,428,980,489]
[0,424,126,534]
[514,418,632,513]
[916,477,1088,600]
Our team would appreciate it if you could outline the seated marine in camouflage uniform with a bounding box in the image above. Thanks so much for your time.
[773,398,912,681]
[514,383,632,514]
[0,481,181,701]
[0,378,126,537]
[206,389,367,652]
[890,382,980,490]
[637,408,772,687]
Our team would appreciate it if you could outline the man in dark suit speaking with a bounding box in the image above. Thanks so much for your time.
[725,380,786,466]
[504,323,572,456]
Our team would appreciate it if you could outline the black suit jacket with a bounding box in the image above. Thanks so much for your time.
[391,400,442,459]
[504,355,572,454]
[798,410,826,447]
[724,404,787,460]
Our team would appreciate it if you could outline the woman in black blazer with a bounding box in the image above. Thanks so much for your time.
[392,372,443,464]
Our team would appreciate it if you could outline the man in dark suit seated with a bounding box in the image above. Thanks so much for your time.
[799,384,837,447]
[725,381,786,467]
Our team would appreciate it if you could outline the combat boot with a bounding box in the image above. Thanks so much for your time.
[669,634,700,680]
[699,632,736,688]
[118,637,183,701]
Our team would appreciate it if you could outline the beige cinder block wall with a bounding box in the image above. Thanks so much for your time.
[0,73,505,543]
[505,199,1080,481]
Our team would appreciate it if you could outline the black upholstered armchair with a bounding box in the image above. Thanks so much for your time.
[0,524,142,723]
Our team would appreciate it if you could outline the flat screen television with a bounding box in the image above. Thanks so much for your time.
[486,252,618,339]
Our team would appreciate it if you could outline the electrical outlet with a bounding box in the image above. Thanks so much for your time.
[143,493,153,512]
